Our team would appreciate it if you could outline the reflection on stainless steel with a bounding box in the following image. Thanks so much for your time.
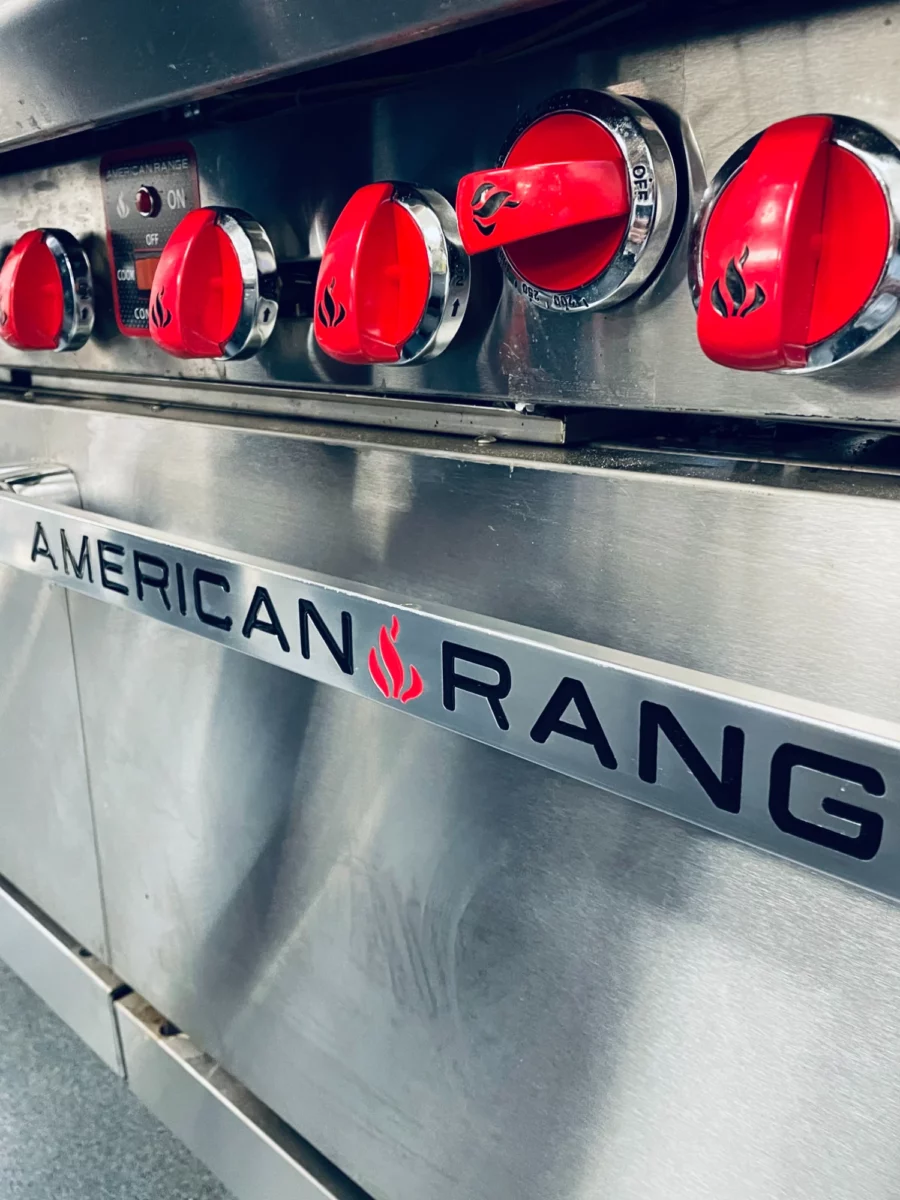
[0,455,105,958]
[4,5,900,420]
[5,467,900,904]
[44,229,95,351]
[0,0,564,151]
[117,993,370,1200]
[0,874,123,1073]
[217,210,280,361]
[1,398,900,1200]
[391,184,471,362]
[4,3,900,1199]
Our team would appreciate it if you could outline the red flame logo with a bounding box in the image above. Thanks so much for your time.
[470,182,520,236]
[710,246,766,319]
[151,287,172,329]
[317,277,346,328]
[368,615,423,704]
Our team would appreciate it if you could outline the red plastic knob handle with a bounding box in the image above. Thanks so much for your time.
[695,115,890,371]
[149,207,278,360]
[0,228,94,352]
[314,182,469,366]
[456,160,629,254]
[456,111,631,294]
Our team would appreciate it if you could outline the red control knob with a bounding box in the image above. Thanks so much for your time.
[0,228,94,352]
[692,114,900,372]
[455,91,677,313]
[314,182,469,366]
[149,207,278,360]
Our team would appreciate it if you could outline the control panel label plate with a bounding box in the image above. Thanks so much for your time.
[100,144,200,337]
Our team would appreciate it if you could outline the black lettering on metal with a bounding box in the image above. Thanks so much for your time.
[61,530,92,581]
[30,521,57,570]
[529,676,618,769]
[638,701,744,813]
[97,541,128,595]
[192,568,232,631]
[175,562,187,616]
[442,642,511,731]
[298,599,353,675]
[242,586,289,652]
[769,744,886,861]
[133,551,171,611]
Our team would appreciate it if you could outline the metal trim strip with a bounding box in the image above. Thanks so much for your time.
[1,476,900,903]
[116,993,372,1200]
[0,874,125,1074]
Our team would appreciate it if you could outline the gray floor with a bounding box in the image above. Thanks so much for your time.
[0,958,233,1199]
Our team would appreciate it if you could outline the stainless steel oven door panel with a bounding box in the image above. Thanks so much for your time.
[10,395,900,1200]
[4,3,900,423]
[0,454,106,957]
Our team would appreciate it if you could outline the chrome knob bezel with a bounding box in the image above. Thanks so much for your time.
[493,89,678,314]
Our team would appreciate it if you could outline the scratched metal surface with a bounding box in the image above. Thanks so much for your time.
[0,396,897,1200]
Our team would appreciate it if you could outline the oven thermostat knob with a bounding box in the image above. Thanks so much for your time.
[149,207,279,360]
[690,114,900,372]
[313,181,470,366]
[0,228,94,352]
[455,89,678,313]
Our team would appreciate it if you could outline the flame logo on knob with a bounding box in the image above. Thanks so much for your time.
[150,287,172,330]
[0,307,7,328]
[470,182,520,236]
[317,277,346,328]
[368,615,424,704]
[710,246,766,318]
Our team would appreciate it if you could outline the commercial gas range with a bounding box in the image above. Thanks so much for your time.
[1,3,900,1199]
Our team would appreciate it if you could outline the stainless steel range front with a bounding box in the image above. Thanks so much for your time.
[2,3,900,1200]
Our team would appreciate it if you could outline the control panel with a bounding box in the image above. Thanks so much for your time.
[1,0,900,426]
[8,97,900,374]
[100,144,200,337]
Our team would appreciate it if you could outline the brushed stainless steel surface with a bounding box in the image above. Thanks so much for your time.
[0,0,562,152]
[2,397,900,1200]
[0,443,106,958]
[117,992,371,1200]
[0,875,123,1074]
[5,3,900,421]
[5,467,900,901]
